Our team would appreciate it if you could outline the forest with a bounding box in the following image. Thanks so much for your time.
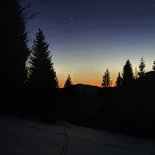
[1,0,155,140]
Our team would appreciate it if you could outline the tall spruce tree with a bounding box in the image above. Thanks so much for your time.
[122,60,134,87]
[138,57,146,78]
[102,68,112,88]
[28,29,59,95]
[0,0,29,91]
[115,72,122,87]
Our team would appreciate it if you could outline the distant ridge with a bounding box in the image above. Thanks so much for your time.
[74,83,100,94]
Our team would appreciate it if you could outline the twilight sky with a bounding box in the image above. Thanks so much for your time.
[24,0,155,87]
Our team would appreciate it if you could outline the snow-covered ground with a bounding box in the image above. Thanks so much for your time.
[0,115,155,155]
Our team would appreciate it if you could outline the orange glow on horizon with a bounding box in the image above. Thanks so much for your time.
[57,74,117,88]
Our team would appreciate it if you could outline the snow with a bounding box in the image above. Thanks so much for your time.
[0,115,155,155]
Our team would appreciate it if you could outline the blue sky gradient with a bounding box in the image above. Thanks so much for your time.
[24,0,155,86]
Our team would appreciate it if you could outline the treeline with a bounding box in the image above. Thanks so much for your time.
[102,57,155,88]
[1,0,155,139]
[96,58,155,139]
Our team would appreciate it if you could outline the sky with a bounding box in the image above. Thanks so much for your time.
[24,0,155,87]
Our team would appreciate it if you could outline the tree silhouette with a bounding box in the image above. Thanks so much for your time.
[28,29,59,95]
[0,0,29,91]
[64,75,73,88]
[102,68,112,88]
[62,74,75,120]
[115,72,122,87]
[152,61,155,71]
[0,0,29,116]
[138,57,146,78]
[122,60,134,87]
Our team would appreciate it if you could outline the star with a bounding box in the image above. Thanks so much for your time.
[70,16,74,21]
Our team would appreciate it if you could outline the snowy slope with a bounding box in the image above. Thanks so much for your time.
[0,115,155,155]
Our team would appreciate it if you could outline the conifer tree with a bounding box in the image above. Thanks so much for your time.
[122,60,134,87]
[0,0,29,91]
[138,57,146,78]
[102,68,112,88]
[28,29,59,94]
[115,72,122,87]
[64,75,73,88]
